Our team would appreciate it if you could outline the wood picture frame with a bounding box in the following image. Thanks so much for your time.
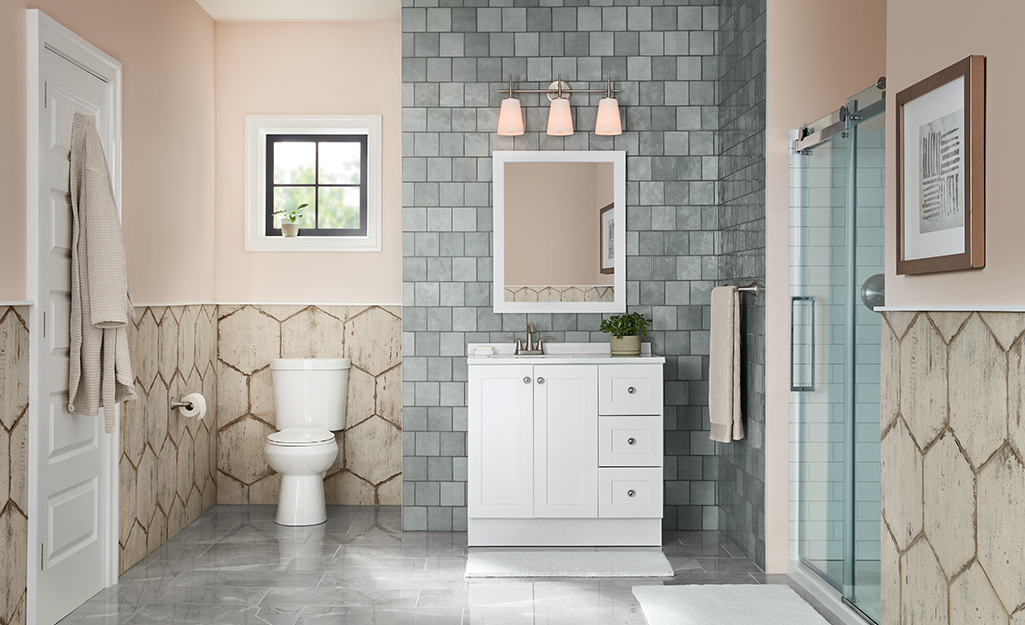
[896,55,986,275]
[599,203,614,275]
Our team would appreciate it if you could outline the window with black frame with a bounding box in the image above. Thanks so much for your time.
[265,134,368,237]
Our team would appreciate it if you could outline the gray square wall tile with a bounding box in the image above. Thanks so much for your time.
[400,0,767,569]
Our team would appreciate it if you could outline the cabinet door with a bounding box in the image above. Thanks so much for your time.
[534,364,598,518]
[468,364,534,518]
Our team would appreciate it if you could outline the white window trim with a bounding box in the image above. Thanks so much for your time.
[245,114,382,252]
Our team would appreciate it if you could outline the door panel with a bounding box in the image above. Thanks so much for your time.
[34,45,113,625]
[533,365,598,518]
[468,364,534,518]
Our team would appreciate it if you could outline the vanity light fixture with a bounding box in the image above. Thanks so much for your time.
[496,74,622,136]
[497,75,524,136]
[594,75,622,136]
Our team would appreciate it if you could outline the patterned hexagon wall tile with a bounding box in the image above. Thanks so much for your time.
[157,308,179,382]
[194,426,209,488]
[978,445,1025,611]
[146,381,170,455]
[923,432,975,577]
[156,440,177,515]
[901,539,947,625]
[167,496,187,538]
[980,312,1025,352]
[0,311,29,429]
[8,417,26,512]
[324,470,375,505]
[167,371,189,446]
[344,307,402,376]
[146,508,167,555]
[1013,609,1025,625]
[880,320,900,435]
[135,447,157,532]
[926,311,970,345]
[886,310,918,340]
[346,366,376,428]
[949,315,1007,468]
[217,363,248,428]
[950,562,1008,625]
[900,315,948,449]
[345,416,401,486]
[881,529,900,624]
[1008,339,1025,461]
[281,307,346,359]
[118,455,135,547]
[882,419,923,551]
[218,417,275,485]
[249,366,274,426]
[177,306,197,376]
[176,434,195,501]
[217,471,247,504]
[0,507,27,620]
[120,521,146,575]
[377,365,402,428]
[133,310,159,391]
[219,307,281,375]
[261,304,310,322]
[122,385,147,467]
[378,475,402,505]
[0,426,8,507]
[249,473,280,504]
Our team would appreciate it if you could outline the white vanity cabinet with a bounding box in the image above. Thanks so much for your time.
[467,345,666,547]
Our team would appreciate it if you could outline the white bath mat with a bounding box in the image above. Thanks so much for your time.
[632,584,831,625]
[464,550,674,578]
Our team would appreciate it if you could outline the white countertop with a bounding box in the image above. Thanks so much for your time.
[466,342,666,365]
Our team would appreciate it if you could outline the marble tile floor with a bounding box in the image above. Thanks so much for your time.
[59,505,847,625]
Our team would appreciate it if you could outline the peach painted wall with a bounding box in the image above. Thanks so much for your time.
[214,22,402,304]
[0,0,216,303]
[764,0,886,573]
[885,0,1025,307]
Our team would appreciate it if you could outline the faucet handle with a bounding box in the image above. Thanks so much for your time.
[536,337,556,353]
[505,336,523,355]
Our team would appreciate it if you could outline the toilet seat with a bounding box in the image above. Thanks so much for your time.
[267,428,335,446]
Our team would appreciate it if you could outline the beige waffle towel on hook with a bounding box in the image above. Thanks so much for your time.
[68,112,137,432]
[709,286,743,443]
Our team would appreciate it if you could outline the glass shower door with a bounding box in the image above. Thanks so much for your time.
[792,82,885,624]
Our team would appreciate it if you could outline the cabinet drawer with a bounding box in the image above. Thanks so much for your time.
[598,468,663,518]
[598,364,663,415]
[598,416,662,467]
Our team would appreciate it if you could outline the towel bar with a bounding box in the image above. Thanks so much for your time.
[736,282,759,296]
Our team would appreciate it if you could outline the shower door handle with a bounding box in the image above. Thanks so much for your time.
[791,296,815,392]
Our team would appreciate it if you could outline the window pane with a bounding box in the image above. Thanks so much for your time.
[273,142,316,184]
[273,187,315,229]
[318,187,361,229]
[318,141,361,184]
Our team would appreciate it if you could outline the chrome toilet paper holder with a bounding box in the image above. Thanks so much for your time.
[169,395,195,412]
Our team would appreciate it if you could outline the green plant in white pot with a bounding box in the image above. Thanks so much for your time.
[599,312,652,357]
[274,202,307,237]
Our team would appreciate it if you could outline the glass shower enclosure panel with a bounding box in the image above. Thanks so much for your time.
[792,82,885,623]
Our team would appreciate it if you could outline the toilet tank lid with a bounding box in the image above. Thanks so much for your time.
[270,358,351,371]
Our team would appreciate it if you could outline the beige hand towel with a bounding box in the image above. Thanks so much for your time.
[709,285,743,443]
[68,112,137,433]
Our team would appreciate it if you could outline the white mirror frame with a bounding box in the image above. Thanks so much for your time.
[493,150,626,313]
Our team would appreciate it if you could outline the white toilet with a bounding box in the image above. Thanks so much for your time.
[265,357,350,526]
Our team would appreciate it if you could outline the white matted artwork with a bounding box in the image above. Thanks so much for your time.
[896,55,985,275]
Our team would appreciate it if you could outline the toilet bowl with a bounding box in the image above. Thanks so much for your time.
[265,358,350,526]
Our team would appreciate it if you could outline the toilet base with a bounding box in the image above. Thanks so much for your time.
[276,474,327,526]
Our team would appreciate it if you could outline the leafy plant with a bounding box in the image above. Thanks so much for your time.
[599,312,652,338]
[274,203,308,224]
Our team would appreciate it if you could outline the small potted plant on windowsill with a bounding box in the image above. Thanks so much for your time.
[274,203,307,237]
[599,312,653,357]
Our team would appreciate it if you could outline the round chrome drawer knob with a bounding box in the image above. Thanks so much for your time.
[627,490,636,497]
[627,386,637,394]
[537,377,545,384]
[627,437,636,445]
[523,377,531,384]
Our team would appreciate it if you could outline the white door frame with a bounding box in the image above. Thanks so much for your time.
[26,9,122,622]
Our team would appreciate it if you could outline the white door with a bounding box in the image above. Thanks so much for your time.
[533,365,598,518]
[468,364,534,518]
[27,11,122,625]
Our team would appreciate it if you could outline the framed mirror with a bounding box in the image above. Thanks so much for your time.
[493,150,626,313]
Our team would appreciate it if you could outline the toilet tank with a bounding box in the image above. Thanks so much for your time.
[270,358,350,431]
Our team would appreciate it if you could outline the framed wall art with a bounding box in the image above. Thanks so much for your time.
[896,55,986,275]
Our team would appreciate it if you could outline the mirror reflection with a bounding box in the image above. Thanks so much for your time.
[503,161,615,304]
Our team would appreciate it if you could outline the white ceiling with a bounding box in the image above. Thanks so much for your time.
[194,0,401,22]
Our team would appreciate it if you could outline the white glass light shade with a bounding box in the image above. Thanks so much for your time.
[497,98,524,136]
[595,97,622,135]
[546,97,574,136]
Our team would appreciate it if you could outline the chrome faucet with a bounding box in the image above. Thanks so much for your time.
[508,322,554,355]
